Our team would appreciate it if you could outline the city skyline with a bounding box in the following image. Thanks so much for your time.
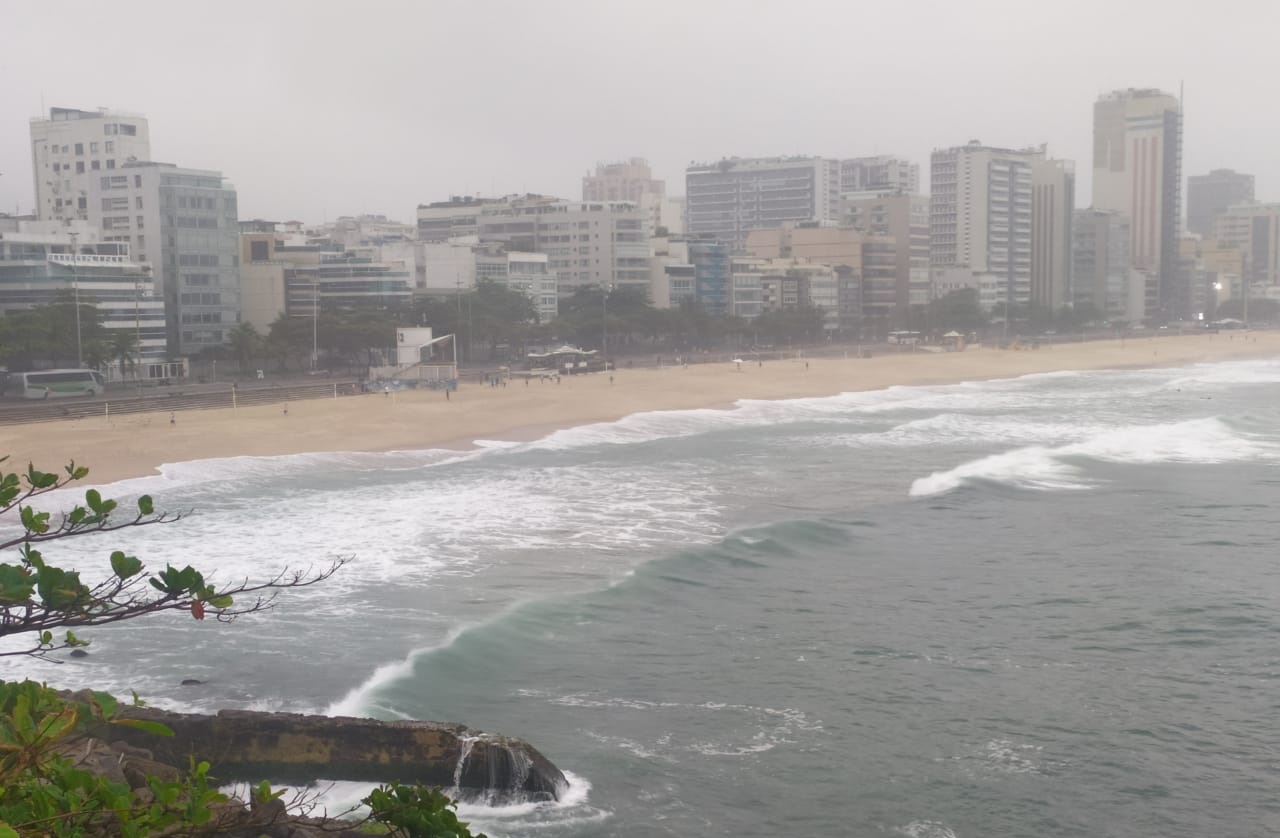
[2,0,1276,223]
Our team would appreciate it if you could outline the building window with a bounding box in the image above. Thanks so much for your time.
[134,174,141,187]
[136,215,145,228]
[106,160,115,169]
[105,141,115,153]
[74,143,83,155]
[90,142,99,153]
[75,162,85,174]
[91,160,100,171]
[135,196,143,209]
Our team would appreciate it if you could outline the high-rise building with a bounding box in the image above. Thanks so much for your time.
[88,162,240,356]
[583,158,665,203]
[474,197,651,295]
[1212,203,1280,291]
[417,196,512,242]
[843,192,931,312]
[1030,156,1075,311]
[685,157,840,252]
[1071,208,1131,318]
[1092,88,1184,317]
[840,156,919,195]
[29,108,151,222]
[1187,169,1255,237]
[930,141,1035,312]
[583,159,675,236]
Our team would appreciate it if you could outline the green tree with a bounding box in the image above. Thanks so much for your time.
[929,288,987,334]
[0,297,108,371]
[751,304,826,345]
[227,322,263,374]
[265,314,314,372]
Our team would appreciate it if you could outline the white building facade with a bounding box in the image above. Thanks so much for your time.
[88,162,240,356]
[930,142,1035,312]
[30,107,151,222]
[840,156,919,195]
[685,157,841,253]
[475,198,650,296]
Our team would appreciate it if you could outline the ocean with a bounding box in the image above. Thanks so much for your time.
[3,356,1279,837]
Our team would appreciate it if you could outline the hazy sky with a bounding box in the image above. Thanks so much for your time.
[2,0,1276,224]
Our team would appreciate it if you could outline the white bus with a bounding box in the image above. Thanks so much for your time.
[5,369,106,399]
[887,331,922,345]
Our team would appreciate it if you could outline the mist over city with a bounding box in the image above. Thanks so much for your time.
[2,3,1280,838]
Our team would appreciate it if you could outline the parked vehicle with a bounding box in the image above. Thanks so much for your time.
[4,369,106,399]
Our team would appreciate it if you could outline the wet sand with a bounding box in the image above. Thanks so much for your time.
[4,332,1278,487]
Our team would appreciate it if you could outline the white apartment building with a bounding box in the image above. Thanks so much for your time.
[476,248,558,322]
[475,198,650,295]
[685,157,841,253]
[30,108,151,222]
[417,196,518,242]
[88,162,239,356]
[931,141,1036,312]
[840,156,919,195]
[1092,88,1184,317]
[322,214,416,248]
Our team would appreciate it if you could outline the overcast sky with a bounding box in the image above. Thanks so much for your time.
[2,0,1276,224]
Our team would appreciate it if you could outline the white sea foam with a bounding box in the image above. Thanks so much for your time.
[220,770,601,835]
[864,414,1110,449]
[908,445,1088,497]
[1164,358,1280,389]
[910,417,1271,497]
[895,820,959,838]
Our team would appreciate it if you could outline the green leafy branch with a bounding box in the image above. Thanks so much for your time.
[0,457,345,659]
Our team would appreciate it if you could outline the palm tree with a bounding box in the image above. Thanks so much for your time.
[110,330,139,382]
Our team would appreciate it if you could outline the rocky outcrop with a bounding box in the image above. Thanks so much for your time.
[97,706,567,803]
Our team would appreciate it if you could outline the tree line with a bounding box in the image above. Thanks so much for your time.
[7,283,1254,376]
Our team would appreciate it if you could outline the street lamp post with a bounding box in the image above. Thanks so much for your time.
[311,282,320,371]
[602,283,613,368]
[135,272,143,394]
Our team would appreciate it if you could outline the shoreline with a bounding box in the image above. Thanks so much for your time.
[4,332,1278,487]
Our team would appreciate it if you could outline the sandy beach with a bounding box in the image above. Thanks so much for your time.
[4,332,1278,487]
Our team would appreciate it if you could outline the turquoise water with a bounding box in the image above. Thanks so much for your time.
[4,357,1280,837]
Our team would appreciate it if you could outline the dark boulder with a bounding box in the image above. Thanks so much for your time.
[101,706,568,803]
